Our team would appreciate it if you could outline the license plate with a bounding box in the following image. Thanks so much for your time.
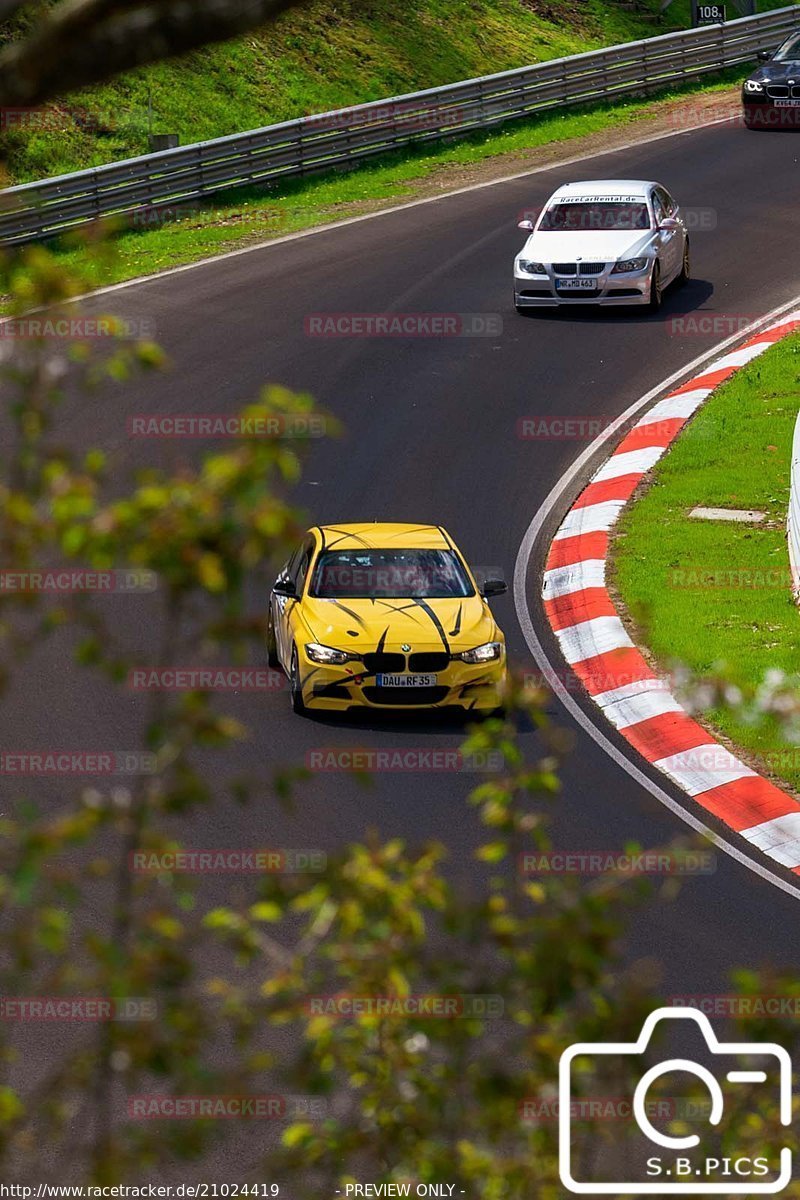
[775,99,800,107]
[376,673,437,688]
[556,278,597,291]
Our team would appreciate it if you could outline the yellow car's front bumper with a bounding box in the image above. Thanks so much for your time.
[297,650,507,713]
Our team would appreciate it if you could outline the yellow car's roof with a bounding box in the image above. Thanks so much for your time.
[316,523,452,551]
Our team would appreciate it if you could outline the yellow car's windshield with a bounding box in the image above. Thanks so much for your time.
[310,549,474,599]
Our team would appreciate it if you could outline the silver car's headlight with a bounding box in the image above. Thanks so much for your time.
[305,642,353,665]
[744,79,765,93]
[457,641,503,664]
[612,258,649,274]
[518,259,547,275]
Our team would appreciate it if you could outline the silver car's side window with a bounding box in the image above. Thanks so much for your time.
[658,187,677,216]
[652,190,667,225]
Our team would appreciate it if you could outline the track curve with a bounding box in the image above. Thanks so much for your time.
[7,117,800,996]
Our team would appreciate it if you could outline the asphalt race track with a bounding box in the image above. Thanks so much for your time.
[7,118,800,1010]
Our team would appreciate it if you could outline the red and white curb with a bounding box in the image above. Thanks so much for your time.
[542,311,800,873]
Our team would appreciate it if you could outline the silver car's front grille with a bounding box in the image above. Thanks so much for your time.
[552,262,606,276]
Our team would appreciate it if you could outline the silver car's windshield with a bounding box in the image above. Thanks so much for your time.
[539,201,651,232]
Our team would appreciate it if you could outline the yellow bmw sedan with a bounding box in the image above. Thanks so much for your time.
[267,523,508,715]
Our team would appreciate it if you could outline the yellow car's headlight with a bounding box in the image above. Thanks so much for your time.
[457,642,503,664]
[305,642,354,665]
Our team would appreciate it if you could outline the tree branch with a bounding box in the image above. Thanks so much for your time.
[0,0,316,108]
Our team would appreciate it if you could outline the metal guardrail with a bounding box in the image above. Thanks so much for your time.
[1,4,798,245]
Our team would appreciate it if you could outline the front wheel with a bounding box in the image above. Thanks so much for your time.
[289,646,306,716]
[648,261,662,314]
[677,239,690,287]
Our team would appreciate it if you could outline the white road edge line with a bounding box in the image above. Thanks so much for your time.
[513,291,800,903]
[24,112,738,309]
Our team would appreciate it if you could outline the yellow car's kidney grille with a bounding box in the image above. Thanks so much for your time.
[363,651,406,674]
[408,652,450,673]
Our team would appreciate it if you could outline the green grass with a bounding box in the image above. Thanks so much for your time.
[0,0,787,184]
[13,71,741,300]
[613,334,800,791]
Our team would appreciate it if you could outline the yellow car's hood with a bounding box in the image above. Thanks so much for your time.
[298,594,499,653]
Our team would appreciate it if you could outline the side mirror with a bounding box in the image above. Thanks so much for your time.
[482,579,508,599]
[273,576,297,598]
[517,219,535,232]
[659,216,680,232]
[757,49,772,61]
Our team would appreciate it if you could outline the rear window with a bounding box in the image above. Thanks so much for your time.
[539,201,651,232]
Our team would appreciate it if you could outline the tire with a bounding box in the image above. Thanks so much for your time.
[289,646,306,716]
[677,239,690,287]
[648,261,662,314]
[266,604,280,669]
